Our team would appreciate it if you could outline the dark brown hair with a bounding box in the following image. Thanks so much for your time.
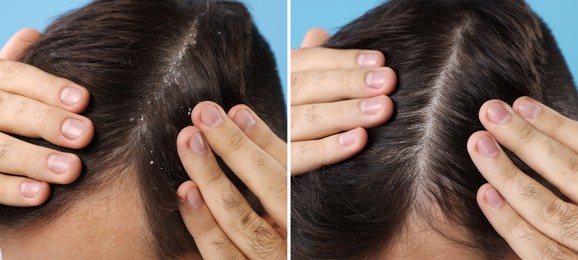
[291,0,577,259]
[0,0,286,258]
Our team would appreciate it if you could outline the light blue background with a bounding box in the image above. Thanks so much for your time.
[292,0,578,86]
[0,0,287,99]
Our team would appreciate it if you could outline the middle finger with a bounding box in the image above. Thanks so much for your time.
[291,95,393,141]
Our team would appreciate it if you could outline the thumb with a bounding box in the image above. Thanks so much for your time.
[300,28,330,48]
[0,28,42,61]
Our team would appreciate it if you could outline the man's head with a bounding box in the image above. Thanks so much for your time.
[0,0,286,258]
[291,0,577,258]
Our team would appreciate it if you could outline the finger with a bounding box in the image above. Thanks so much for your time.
[292,67,396,105]
[0,175,50,207]
[191,102,287,230]
[513,96,578,152]
[0,59,90,113]
[477,184,577,259]
[468,131,578,251]
[0,28,42,61]
[479,100,578,201]
[291,127,367,175]
[177,127,287,259]
[300,28,330,48]
[228,105,287,168]
[0,132,81,184]
[177,181,247,260]
[292,47,385,72]
[291,95,393,141]
[0,91,94,149]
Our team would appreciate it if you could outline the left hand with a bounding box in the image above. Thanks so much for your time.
[468,97,578,259]
[176,102,287,259]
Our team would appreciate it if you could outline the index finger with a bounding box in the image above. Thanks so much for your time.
[292,47,385,72]
[0,59,89,113]
[191,102,287,230]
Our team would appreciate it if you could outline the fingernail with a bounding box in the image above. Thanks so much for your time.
[478,135,499,158]
[47,154,72,174]
[189,132,207,155]
[61,119,87,140]
[518,99,542,120]
[485,187,505,209]
[365,70,389,89]
[234,109,256,132]
[200,106,223,128]
[20,181,41,198]
[338,129,358,146]
[60,87,83,106]
[186,187,204,209]
[487,104,511,125]
[357,52,380,68]
[359,96,383,115]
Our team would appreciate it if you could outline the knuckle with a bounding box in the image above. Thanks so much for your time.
[541,199,568,228]
[0,60,22,80]
[510,218,536,242]
[516,180,538,200]
[34,105,54,130]
[233,211,283,259]
[541,241,571,260]
[251,150,267,169]
[233,209,262,235]
[0,175,10,201]
[257,129,276,151]
[514,124,535,149]
[223,130,248,155]
[249,226,285,260]
[271,175,287,201]
[204,162,225,186]
[291,49,303,66]
[37,76,60,100]
[548,112,567,134]
[219,183,240,211]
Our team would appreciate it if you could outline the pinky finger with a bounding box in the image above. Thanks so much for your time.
[177,181,247,260]
[0,174,50,206]
[291,127,367,175]
[477,184,576,259]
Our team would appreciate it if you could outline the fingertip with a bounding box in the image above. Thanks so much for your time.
[177,180,196,199]
[191,101,226,128]
[60,85,91,113]
[20,181,50,206]
[337,127,368,153]
[467,131,489,154]
[300,28,330,48]
[52,153,83,185]
[14,28,42,42]
[382,67,397,95]
[227,104,251,118]
[176,126,198,150]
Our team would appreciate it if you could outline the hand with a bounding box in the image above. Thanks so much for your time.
[176,102,287,259]
[468,97,578,258]
[291,28,396,175]
[0,28,93,206]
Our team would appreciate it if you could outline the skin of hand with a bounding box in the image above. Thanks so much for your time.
[176,102,287,260]
[468,97,578,259]
[291,28,397,175]
[0,29,93,207]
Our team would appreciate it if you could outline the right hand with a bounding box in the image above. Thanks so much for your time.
[0,28,93,207]
[291,28,397,175]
